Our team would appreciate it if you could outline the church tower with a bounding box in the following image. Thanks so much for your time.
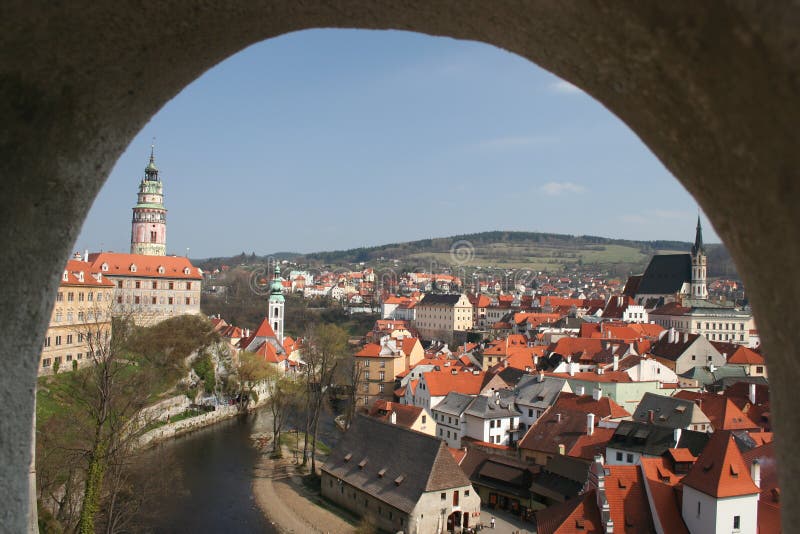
[690,216,708,300]
[268,264,285,342]
[130,145,167,256]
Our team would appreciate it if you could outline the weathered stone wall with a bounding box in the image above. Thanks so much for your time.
[136,405,241,449]
[1,2,798,531]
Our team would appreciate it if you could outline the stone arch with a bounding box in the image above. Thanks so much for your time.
[2,2,799,531]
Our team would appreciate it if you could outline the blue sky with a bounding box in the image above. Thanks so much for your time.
[76,29,717,259]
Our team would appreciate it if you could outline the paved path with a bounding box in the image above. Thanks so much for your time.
[480,506,536,534]
[252,444,357,534]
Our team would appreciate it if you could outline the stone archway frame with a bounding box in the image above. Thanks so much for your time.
[1,2,798,531]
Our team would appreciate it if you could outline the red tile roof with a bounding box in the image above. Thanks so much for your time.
[88,252,202,279]
[604,465,655,533]
[681,431,760,498]
[727,346,765,365]
[252,317,277,339]
[566,427,615,461]
[62,260,116,287]
[554,393,631,419]
[354,343,382,358]
[673,391,760,431]
[367,400,423,428]
[422,369,485,397]
[639,458,688,534]
[535,489,602,534]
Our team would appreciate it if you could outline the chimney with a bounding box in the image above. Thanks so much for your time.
[612,354,619,372]
[84,249,89,262]
[558,443,565,455]
[569,363,576,377]
[587,413,595,436]
[752,459,761,488]
[538,371,545,383]
[673,428,682,447]
[648,409,654,423]
[556,413,562,423]
[684,331,689,343]
[592,387,602,401]
[749,382,757,405]
[390,411,397,425]
[577,385,585,396]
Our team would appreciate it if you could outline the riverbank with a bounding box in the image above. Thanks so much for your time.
[253,441,358,533]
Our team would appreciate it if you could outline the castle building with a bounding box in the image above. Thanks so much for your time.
[130,146,167,256]
[39,259,115,375]
[81,147,202,325]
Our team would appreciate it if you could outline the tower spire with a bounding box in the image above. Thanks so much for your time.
[691,216,704,256]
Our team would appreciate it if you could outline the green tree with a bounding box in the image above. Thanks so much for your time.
[263,368,302,458]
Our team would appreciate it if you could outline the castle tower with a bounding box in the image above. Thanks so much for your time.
[130,145,167,256]
[268,264,285,342]
[690,216,708,300]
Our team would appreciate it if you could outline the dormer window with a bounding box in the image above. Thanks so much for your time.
[62,271,69,281]
[130,264,137,273]
[184,267,190,275]
[101,263,108,272]
[158,266,165,274]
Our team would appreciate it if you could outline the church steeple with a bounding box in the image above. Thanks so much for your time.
[268,263,285,342]
[691,216,705,256]
[690,216,708,300]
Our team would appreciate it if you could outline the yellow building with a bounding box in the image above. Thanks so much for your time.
[40,259,115,375]
[413,293,474,341]
[354,336,424,408]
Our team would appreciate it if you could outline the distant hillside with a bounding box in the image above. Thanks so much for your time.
[301,231,736,277]
[196,231,737,278]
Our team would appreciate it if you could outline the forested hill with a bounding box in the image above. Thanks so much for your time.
[196,231,737,278]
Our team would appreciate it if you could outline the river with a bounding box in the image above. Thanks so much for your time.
[129,403,342,533]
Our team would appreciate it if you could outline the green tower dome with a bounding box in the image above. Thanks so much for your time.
[269,264,285,302]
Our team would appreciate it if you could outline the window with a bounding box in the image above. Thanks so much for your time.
[152,281,158,289]
[168,281,174,290]
[117,296,123,304]
[135,281,141,289]
[185,297,191,305]
[465,490,470,497]
[55,336,62,346]
[379,371,385,380]
[441,493,446,501]
[42,358,51,368]
[56,292,63,302]
[67,292,74,302]
[87,292,93,301]
[616,452,623,461]
[733,515,740,530]
[168,297,174,305]
[626,453,634,463]
[134,296,140,304]
[78,292,84,302]
[66,334,73,344]
[187,282,192,290]
[77,353,82,360]
[422,415,426,424]
[696,501,701,517]
[756,366,764,374]
[528,409,533,417]
[378,384,385,393]
[117,280,123,288]
[66,354,72,362]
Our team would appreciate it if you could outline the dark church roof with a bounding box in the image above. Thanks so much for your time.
[636,254,692,295]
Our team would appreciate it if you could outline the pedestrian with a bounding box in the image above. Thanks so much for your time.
[490,517,495,529]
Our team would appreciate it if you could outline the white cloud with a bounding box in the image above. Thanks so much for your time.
[549,79,583,94]
[541,181,587,196]
[478,135,557,150]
